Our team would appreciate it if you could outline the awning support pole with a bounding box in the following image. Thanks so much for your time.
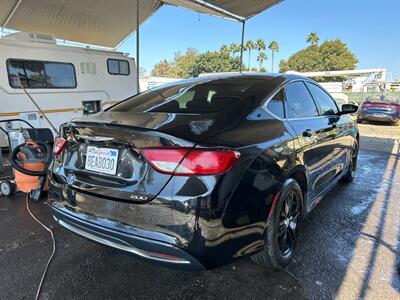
[1,0,23,35]
[239,21,246,73]
[136,0,140,93]
[191,0,245,22]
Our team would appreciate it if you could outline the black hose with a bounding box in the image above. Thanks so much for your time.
[9,142,52,176]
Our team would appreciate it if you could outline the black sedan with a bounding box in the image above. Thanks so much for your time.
[357,96,400,125]
[48,74,359,271]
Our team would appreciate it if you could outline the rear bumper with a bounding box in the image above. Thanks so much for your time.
[358,112,399,123]
[50,204,205,271]
[48,153,270,270]
[48,178,268,270]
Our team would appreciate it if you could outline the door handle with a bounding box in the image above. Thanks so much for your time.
[303,129,315,137]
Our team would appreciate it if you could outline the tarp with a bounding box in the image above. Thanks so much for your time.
[164,0,282,21]
[0,0,282,47]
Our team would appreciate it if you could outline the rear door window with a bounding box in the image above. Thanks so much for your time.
[266,89,285,118]
[285,81,319,118]
[305,82,338,116]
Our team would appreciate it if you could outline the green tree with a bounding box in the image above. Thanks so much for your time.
[268,41,279,72]
[278,39,358,79]
[172,48,199,78]
[306,32,320,45]
[151,59,173,77]
[257,51,267,70]
[245,40,255,71]
[150,46,244,78]
[279,59,289,73]
[256,39,266,52]
[256,38,266,57]
[191,50,242,77]
[220,44,230,56]
[256,38,266,71]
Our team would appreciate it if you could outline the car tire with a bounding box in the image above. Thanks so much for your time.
[341,142,358,183]
[251,178,303,269]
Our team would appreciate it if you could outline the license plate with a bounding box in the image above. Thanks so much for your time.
[85,146,119,175]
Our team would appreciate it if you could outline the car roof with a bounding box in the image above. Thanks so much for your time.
[149,73,310,92]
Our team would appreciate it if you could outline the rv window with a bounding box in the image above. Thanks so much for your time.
[24,61,46,88]
[7,59,76,89]
[107,59,130,75]
[45,63,76,88]
[7,60,28,88]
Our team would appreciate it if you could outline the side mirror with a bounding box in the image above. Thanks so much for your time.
[340,104,358,115]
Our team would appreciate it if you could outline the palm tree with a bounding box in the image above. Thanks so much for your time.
[268,41,279,72]
[257,51,267,70]
[230,42,239,58]
[256,38,266,54]
[306,32,320,45]
[245,40,255,71]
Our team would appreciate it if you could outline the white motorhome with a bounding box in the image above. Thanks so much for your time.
[0,32,138,147]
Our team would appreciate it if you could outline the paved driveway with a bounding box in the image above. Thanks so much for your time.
[0,139,399,300]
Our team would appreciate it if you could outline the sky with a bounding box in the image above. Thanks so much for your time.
[118,0,400,80]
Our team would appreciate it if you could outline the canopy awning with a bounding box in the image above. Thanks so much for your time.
[0,0,282,48]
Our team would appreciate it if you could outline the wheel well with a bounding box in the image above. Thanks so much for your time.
[290,170,307,199]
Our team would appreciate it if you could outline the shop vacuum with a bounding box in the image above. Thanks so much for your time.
[0,120,53,200]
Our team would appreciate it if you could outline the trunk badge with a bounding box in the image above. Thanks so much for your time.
[130,194,148,201]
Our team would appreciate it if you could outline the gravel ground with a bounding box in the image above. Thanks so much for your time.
[0,122,399,300]
[358,123,400,153]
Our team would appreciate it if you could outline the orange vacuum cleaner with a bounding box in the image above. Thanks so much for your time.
[12,140,52,196]
[1,119,53,202]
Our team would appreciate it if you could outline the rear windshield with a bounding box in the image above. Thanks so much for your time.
[110,77,275,114]
[365,95,400,103]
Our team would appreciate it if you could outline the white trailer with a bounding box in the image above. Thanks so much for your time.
[0,32,138,147]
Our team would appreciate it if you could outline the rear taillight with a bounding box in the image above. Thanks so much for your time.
[363,102,400,110]
[53,137,67,156]
[141,147,240,176]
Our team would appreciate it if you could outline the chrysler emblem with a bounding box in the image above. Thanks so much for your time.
[76,135,115,142]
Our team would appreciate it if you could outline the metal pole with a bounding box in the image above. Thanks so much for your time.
[239,21,245,73]
[20,86,59,134]
[136,0,140,93]
[1,0,23,35]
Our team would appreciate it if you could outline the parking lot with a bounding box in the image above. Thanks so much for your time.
[1,123,399,300]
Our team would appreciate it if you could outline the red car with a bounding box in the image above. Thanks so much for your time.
[357,96,400,125]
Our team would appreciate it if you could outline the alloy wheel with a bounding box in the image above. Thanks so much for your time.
[277,191,300,257]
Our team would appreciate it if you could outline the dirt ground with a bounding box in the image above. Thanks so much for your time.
[358,123,400,153]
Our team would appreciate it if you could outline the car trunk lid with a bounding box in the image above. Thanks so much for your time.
[56,111,230,202]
